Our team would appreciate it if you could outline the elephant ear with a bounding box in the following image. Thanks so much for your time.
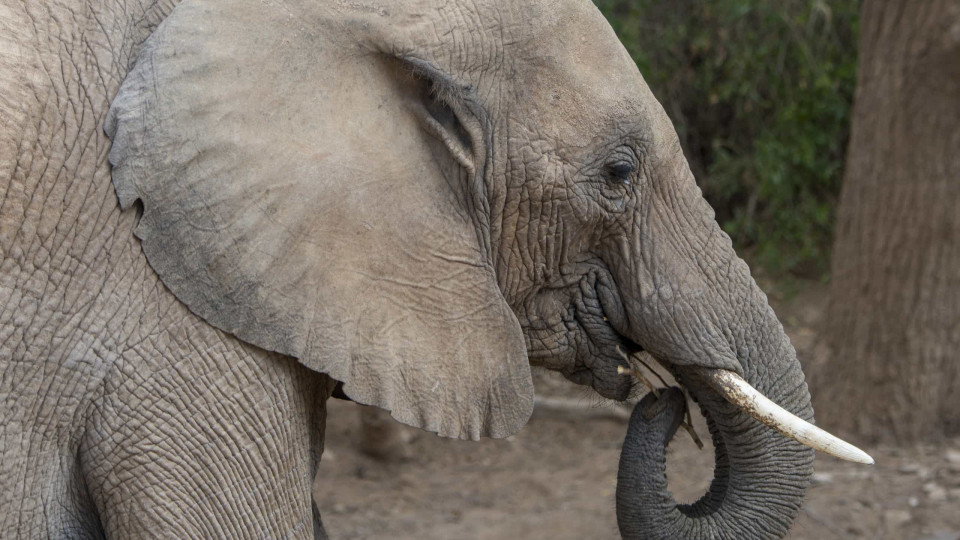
[105,0,532,439]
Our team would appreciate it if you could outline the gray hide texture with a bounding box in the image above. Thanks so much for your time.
[105,0,532,440]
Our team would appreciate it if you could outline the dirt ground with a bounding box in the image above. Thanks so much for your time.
[315,284,960,540]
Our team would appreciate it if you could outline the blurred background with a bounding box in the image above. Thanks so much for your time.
[316,2,960,539]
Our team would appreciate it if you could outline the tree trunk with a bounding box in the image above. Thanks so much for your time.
[813,0,960,443]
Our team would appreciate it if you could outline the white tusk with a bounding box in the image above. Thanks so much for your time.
[705,370,875,465]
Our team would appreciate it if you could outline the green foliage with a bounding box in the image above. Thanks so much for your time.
[595,0,859,276]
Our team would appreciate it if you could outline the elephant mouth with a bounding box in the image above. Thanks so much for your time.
[521,261,636,401]
[558,338,639,402]
[567,269,642,401]
[559,263,640,401]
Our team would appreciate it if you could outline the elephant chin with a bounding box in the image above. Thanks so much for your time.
[561,360,634,401]
[592,368,634,401]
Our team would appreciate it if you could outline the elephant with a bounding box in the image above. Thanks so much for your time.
[0,0,871,537]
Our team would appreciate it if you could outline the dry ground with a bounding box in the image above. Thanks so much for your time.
[315,284,960,540]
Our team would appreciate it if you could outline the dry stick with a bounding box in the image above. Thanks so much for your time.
[616,365,660,398]
[618,353,704,450]
[638,354,703,449]
[631,352,670,388]
[678,411,705,450]
[617,347,661,398]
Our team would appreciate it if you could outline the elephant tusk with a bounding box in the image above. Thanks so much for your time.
[706,370,875,465]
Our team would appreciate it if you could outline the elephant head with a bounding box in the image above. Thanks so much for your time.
[106,0,869,536]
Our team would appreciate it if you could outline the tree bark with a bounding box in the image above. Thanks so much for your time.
[813,0,960,443]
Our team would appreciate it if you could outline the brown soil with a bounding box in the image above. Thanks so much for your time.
[315,283,960,540]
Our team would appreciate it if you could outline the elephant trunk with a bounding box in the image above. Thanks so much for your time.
[605,152,818,539]
[616,371,814,540]
[607,230,818,538]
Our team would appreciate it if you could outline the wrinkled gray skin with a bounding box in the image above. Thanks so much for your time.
[618,388,813,540]
[618,389,689,539]
[0,0,813,538]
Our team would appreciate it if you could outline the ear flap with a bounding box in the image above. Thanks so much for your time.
[105,0,532,439]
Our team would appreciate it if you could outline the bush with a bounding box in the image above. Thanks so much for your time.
[595,0,860,277]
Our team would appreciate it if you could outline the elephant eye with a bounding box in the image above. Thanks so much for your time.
[605,162,635,185]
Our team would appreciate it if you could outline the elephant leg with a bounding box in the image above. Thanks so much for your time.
[79,326,335,540]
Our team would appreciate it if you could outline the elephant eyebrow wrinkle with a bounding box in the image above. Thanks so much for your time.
[400,55,471,104]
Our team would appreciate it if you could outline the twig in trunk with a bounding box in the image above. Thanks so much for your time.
[616,355,704,450]
[617,364,661,397]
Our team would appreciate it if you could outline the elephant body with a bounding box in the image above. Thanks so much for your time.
[2,0,335,537]
[2,0,831,537]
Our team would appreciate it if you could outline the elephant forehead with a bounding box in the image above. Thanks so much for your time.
[332,0,655,138]
[512,2,659,145]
